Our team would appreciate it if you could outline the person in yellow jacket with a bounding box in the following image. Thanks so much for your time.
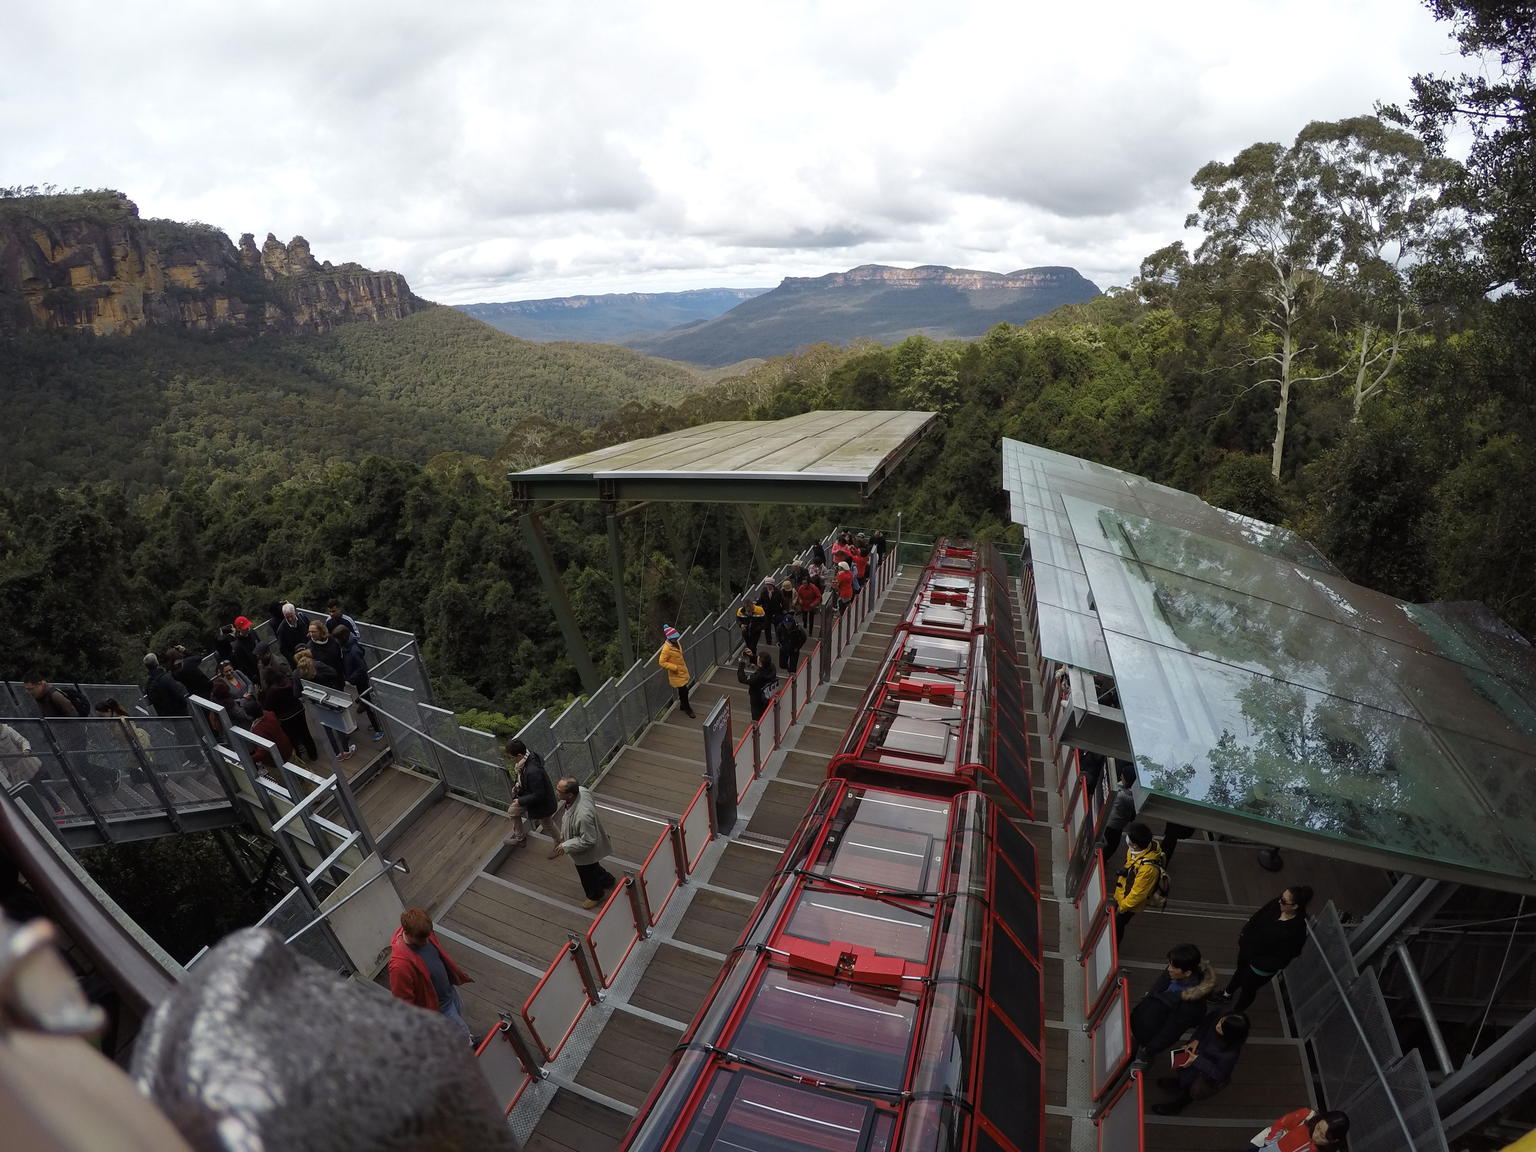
[658,625,696,718]
[1111,822,1166,942]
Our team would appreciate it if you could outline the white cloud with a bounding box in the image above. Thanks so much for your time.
[0,0,1460,302]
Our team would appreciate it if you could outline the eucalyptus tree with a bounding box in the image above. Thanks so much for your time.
[1295,115,1464,419]
[1187,140,1340,480]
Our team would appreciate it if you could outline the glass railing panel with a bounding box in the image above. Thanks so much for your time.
[638,826,680,925]
[587,882,640,987]
[523,945,591,1060]
[680,783,713,873]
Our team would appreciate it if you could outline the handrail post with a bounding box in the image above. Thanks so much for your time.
[497,1013,548,1079]
[625,873,651,938]
[567,934,603,1004]
[123,723,183,832]
[38,720,111,844]
[771,696,781,747]
[750,724,762,779]
[669,821,688,882]
[703,780,718,838]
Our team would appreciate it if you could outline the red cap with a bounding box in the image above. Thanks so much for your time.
[234,616,252,630]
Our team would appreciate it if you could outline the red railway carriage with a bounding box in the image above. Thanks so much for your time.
[617,779,1045,1152]
[831,544,1034,815]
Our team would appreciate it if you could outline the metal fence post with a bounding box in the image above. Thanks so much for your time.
[567,935,603,1004]
[38,720,111,844]
[670,822,688,882]
[625,874,652,938]
[497,1013,548,1078]
[750,725,762,780]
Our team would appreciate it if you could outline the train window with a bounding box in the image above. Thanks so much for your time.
[785,891,933,961]
[978,1008,1042,1152]
[987,919,1042,1043]
[730,968,920,1090]
[677,1069,896,1152]
[905,636,970,671]
[882,715,954,760]
[819,793,949,887]
[992,856,1040,959]
[891,1098,967,1152]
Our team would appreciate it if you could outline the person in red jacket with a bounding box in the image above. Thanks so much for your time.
[835,561,854,611]
[1246,1107,1349,1150]
[388,907,474,1041]
[795,577,823,636]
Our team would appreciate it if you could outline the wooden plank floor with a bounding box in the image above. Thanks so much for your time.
[628,943,722,1024]
[709,840,783,898]
[354,766,434,831]
[744,778,818,842]
[673,888,755,955]
[445,940,539,1036]
[574,1008,682,1108]
[442,876,592,968]
[389,797,508,914]
[524,1090,632,1152]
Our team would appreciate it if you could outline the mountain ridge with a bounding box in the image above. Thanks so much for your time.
[0,190,421,337]
[458,286,766,343]
[627,263,1102,365]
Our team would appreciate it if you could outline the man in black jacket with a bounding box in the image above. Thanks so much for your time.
[503,739,558,849]
[144,654,191,716]
[167,644,216,702]
[1130,943,1217,1062]
[274,603,307,665]
[756,577,783,645]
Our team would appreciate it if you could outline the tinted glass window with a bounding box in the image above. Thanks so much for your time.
[731,968,919,1090]
[992,856,1039,959]
[679,1069,893,1152]
[908,981,979,1104]
[992,813,1037,887]
[987,921,1041,1043]
[978,1009,1042,1152]
[786,891,933,961]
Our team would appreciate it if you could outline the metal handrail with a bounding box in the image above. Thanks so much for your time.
[1304,916,1418,1147]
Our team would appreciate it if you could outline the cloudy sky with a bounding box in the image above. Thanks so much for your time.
[3,1,1464,304]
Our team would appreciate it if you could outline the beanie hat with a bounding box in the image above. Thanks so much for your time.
[663,625,680,642]
[143,653,160,669]
[234,616,252,630]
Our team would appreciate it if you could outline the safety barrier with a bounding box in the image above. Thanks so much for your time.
[586,875,645,988]
[474,1022,535,1114]
[638,823,683,926]
[522,939,599,1061]
[679,782,714,873]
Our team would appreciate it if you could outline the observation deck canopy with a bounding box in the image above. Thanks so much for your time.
[509,409,936,505]
[1003,438,1536,896]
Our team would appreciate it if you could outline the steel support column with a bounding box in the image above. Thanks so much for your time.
[739,504,769,576]
[606,506,635,669]
[1437,1001,1536,1114]
[521,510,601,694]
[1391,942,1455,1077]
[1350,876,1451,967]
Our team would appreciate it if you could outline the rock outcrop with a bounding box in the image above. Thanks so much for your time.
[0,191,420,336]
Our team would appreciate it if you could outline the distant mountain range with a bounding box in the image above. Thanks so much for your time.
[457,288,766,343]
[461,265,1103,366]
[626,265,1102,365]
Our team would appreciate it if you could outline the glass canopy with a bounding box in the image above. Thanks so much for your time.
[1002,438,1536,891]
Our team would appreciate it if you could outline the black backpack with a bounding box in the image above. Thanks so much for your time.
[55,684,92,718]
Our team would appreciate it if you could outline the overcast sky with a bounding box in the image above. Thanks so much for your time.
[3,1,1463,304]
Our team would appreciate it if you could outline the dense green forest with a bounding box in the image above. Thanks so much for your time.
[2,0,1531,731]
[0,305,704,488]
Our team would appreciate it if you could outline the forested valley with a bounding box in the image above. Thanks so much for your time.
[3,0,1532,738]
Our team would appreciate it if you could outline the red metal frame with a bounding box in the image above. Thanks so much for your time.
[1094,1069,1146,1152]
[586,876,642,987]
[473,1026,534,1114]
[1077,850,1108,952]
[1088,977,1133,1100]
[1081,904,1120,1021]
[521,942,590,1062]
[678,781,713,872]
[637,824,680,925]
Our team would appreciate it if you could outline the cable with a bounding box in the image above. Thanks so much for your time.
[1466,894,1526,1061]
[1408,908,1536,935]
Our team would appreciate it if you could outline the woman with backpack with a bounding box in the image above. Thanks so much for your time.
[1110,822,1167,942]
[1213,886,1314,1014]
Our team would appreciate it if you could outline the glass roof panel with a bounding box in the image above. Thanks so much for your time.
[1104,631,1534,878]
[1030,561,1094,615]
[1025,530,1085,573]
[1036,604,1113,674]
[785,890,933,961]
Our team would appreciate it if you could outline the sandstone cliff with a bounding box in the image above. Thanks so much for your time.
[0,190,420,336]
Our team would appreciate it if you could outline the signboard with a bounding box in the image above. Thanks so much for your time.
[703,697,738,834]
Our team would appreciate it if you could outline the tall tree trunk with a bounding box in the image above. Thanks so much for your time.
[1272,323,1294,481]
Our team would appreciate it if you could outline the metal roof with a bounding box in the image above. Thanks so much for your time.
[1002,438,1536,895]
[509,410,936,504]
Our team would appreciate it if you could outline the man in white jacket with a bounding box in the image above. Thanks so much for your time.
[549,777,617,909]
